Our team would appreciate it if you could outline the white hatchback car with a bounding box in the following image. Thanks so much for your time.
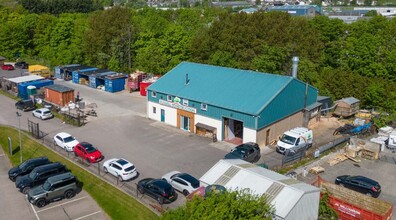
[53,132,79,152]
[32,108,53,120]
[103,158,138,181]
[162,171,200,196]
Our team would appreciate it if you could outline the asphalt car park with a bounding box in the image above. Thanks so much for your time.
[0,148,108,220]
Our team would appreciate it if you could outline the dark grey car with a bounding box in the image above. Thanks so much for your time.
[224,142,261,163]
[8,157,51,181]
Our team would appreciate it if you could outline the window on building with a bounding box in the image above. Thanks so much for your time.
[183,99,189,106]
[201,103,207,111]
[152,91,156,98]
[153,107,156,114]
[167,95,172,101]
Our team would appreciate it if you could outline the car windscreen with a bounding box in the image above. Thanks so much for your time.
[29,170,37,179]
[280,134,296,145]
[42,181,51,191]
[124,165,135,172]
[231,148,246,157]
[19,160,29,170]
[64,136,75,143]
[180,174,200,188]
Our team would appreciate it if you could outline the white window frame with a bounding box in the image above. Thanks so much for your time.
[152,91,156,98]
[167,95,172,101]
[183,99,189,106]
[201,103,207,111]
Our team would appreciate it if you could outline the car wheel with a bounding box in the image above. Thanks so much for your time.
[64,190,75,199]
[118,175,123,182]
[157,197,164,205]
[138,186,145,194]
[183,190,189,196]
[22,187,31,194]
[103,167,108,173]
[36,199,46,208]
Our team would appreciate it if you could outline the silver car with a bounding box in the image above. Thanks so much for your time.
[162,171,200,196]
[32,108,53,120]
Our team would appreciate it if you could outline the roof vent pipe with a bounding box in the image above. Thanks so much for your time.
[292,56,299,78]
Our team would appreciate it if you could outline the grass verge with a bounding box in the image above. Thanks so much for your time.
[0,125,158,220]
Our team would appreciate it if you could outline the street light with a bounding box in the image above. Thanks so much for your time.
[16,112,22,163]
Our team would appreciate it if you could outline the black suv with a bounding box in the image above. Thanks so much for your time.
[15,162,68,194]
[8,157,51,181]
[28,172,78,208]
[224,142,261,163]
[335,175,381,198]
[137,178,177,204]
[15,99,35,112]
[15,61,28,69]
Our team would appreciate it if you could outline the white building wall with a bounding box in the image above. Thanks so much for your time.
[194,114,222,139]
[243,127,257,143]
[284,191,320,220]
[147,101,178,127]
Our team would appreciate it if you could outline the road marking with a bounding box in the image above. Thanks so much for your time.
[73,211,102,220]
[36,196,88,213]
[30,203,40,220]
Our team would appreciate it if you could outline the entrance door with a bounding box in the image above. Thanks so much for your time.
[180,116,190,131]
[160,109,165,122]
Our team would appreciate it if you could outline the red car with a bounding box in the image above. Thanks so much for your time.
[1,64,14,70]
[74,142,103,163]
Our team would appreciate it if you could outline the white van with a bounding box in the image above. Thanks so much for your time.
[276,127,313,154]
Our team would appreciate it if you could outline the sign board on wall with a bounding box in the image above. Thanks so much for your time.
[159,99,197,113]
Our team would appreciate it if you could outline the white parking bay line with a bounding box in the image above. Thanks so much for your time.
[36,196,88,213]
[30,203,40,220]
[73,211,102,220]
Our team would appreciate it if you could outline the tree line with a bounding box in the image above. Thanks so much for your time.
[0,5,395,115]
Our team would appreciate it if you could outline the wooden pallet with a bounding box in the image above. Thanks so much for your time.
[309,166,325,174]
[328,154,348,166]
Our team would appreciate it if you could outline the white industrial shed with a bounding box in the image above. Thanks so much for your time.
[200,159,320,220]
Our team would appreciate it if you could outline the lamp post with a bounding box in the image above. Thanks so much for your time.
[16,112,22,163]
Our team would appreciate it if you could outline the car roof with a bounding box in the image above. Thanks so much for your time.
[79,142,93,148]
[114,158,133,167]
[47,172,75,183]
[56,132,72,138]
[176,173,198,184]
[152,179,171,188]
[37,108,50,111]
[352,176,378,185]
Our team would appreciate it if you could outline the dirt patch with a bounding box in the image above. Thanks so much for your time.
[309,116,347,147]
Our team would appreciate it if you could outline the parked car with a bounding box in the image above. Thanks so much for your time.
[224,142,261,163]
[1,64,14,70]
[54,132,79,152]
[74,142,103,163]
[8,157,51,182]
[27,172,77,208]
[15,162,68,194]
[32,108,53,120]
[162,171,200,196]
[14,61,28,69]
[103,158,138,181]
[15,99,35,112]
[137,178,177,204]
[335,175,381,197]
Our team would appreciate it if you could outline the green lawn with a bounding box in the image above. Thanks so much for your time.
[0,126,158,220]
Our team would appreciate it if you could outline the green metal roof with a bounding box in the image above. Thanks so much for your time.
[148,62,309,115]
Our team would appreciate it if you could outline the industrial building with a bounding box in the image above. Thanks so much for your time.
[147,61,318,146]
[200,159,320,220]
[266,5,320,17]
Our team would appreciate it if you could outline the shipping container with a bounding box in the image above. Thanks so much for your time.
[89,71,115,88]
[319,181,393,220]
[54,64,81,79]
[72,67,98,84]
[104,74,127,93]
[18,79,54,100]
[44,84,74,107]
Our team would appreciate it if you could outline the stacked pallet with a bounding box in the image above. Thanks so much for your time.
[327,154,348,166]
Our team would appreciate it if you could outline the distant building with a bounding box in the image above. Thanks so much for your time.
[266,5,320,17]
[334,97,360,117]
